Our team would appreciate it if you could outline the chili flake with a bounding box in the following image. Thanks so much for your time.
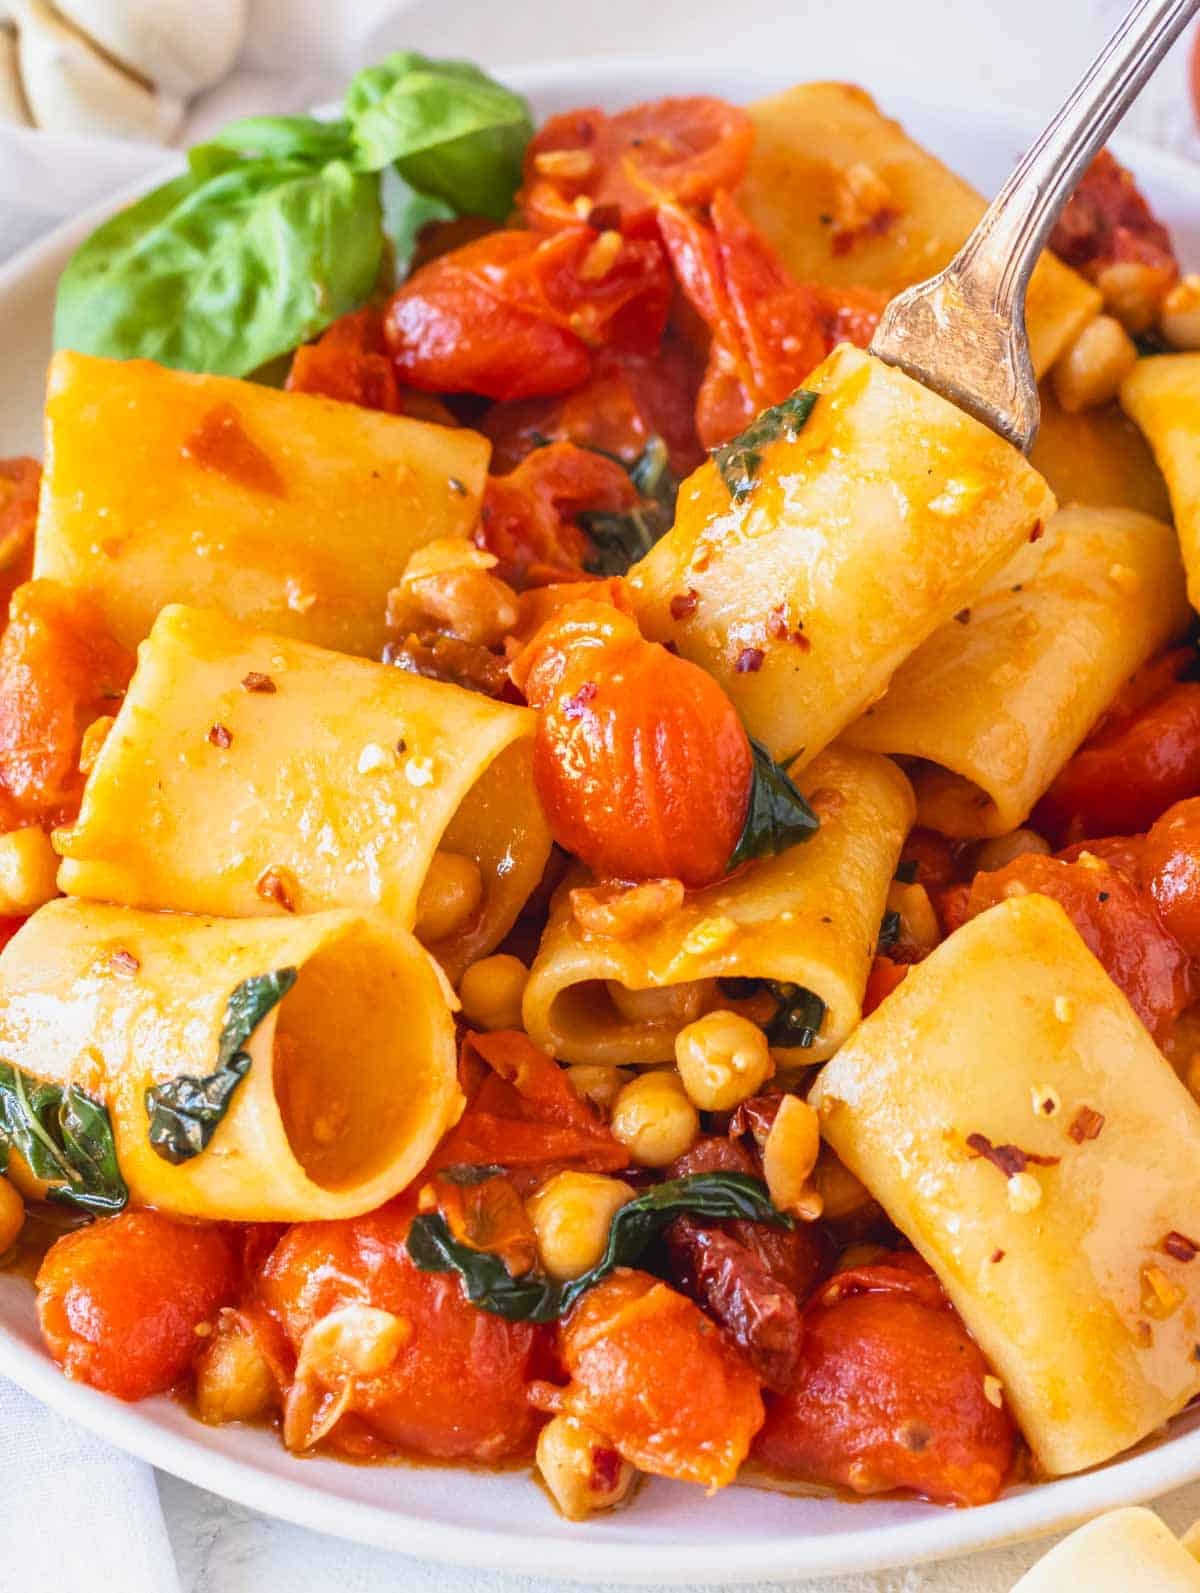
[256,865,298,913]
[207,723,233,749]
[1163,1231,1200,1263]
[1067,1105,1105,1144]
[965,1133,1061,1177]
[669,589,699,621]
[735,647,765,674]
[241,671,276,693]
[109,948,140,977]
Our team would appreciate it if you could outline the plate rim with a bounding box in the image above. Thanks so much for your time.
[4,53,1200,1584]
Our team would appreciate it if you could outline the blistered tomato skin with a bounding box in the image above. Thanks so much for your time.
[258,1201,544,1462]
[752,1260,1015,1507]
[1142,797,1200,959]
[36,1210,239,1402]
[514,602,753,887]
[558,1269,764,1488]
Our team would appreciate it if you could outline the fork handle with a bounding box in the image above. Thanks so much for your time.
[959,0,1199,325]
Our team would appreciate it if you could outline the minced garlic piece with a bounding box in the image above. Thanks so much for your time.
[1007,1172,1042,1214]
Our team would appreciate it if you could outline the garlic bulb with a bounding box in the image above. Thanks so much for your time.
[53,0,246,100]
[0,23,31,127]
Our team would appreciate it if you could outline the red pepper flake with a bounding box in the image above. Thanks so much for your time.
[241,671,276,694]
[735,646,765,674]
[1163,1231,1200,1263]
[669,589,699,621]
[791,630,812,653]
[563,681,598,719]
[256,865,298,913]
[953,608,971,625]
[207,723,233,749]
[1029,519,1044,543]
[990,1248,1006,1263]
[589,1445,624,1493]
[109,948,140,977]
[1067,1106,1105,1144]
[966,1132,1061,1177]
[767,604,790,640]
[587,203,622,232]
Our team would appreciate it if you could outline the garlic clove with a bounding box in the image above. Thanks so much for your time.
[51,0,246,101]
[0,23,33,126]
[15,0,182,143]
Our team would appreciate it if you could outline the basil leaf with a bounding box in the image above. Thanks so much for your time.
[894,859,919,884]
[728,738,819,868]
[407,1171,790,1323]
[0,1062,127,1215]
[878,909,901,949]
[146,968,297,1164]
[204,115,355,163]
[54,152,383,377]
[581,437,679,575]
[762,983,826,1050]
[345,52,532,219]
[713,390,819,503]
[381,169,455,280]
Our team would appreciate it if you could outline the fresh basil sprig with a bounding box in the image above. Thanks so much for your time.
[408,1170,791,1322]
[146,968,296,1164]
[53,52,533,376]
[713,390,819,503]
[581,437,679,575]
[728,738,819,868]
[0,1062,127,1215]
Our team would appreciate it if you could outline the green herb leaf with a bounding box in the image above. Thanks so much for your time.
[54,151,384,376]
[762,983,827,1049]
[204,115,356,163]
[146,968,297,1164]
[894,859,919,884]
[581,437,679,575]
[407,1170,790,1322]
[878,909,901,949]
[345,52,532,219]
[0,1063,127,1215]
[728,737,819,868]
[381,169,456,280]
[712,390,819,502]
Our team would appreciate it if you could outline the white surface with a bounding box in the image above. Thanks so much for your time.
[4,4,1200,1591]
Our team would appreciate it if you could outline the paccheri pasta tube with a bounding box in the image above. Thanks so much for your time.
[1011,1509,1200,1593]
[630,344,1057,764]
[1121,352,1200,611]
[1030,386,1170,519]
[54,604,552,980]
[737,82,1100,378]
[0,898,462,1220]
[34,352,490,657]
[810,893,1200,1478]
[523,746,914,1065]
[843,505,1189,837]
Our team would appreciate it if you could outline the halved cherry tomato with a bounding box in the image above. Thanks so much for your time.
[484,340,704,478]
[965,853,1192,1041]
[479,441,637,588]
[518,97,755,238]
[1141,797,1200,959]
[863,955,909,1016]
[513,600,753,886]
[287,306,402,413]
[37,1210,239,1401]
[0,457,39,619]
[384,227,672,401]
[1050,148,1178,285]
[0,579,134,828]
[552,1269,764,1488]
[753,1257,1014,1506]
[258,1198,544,1461]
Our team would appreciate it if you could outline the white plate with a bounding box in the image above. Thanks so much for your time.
[3,57,1200,1586]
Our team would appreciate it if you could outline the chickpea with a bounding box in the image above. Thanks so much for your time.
[0,826,60,916]
[526,1170,635,1281]
[607,979,710,1027]
[762,1094,822,1218]
[1051,314,1138,412]
[811,1145,872,1221]
[1096,261,1172,334]
[975,827,1051,874]
[885,880,940,960]
[458,954,529,1031]
[536,1414,634,1521]
[414,851,483,944]
[566,1064,632,1115]
[1160,274,1200,350]
[195,1317,277,1426]
[609,1069,699,1167]
[393,537,519,647]
[0,1173,24,1253]
[674,1009,773,1112]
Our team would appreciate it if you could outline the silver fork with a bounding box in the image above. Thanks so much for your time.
[869,0,1200,453]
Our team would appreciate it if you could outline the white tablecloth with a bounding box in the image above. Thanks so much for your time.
[5,0,1200,1587]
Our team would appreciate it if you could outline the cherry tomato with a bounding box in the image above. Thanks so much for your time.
[479,441,637,588]
[965,853,1192,1041]
[384,228,672,402]
[287,307,402,413]
[1034,681,1200,843]
[863,955,909,1016]
[897,827,961,892]
[37,1210,239,1401]
[513,600,753,886]
[557,1269,764,1487]
[0,580,134,828]
[1056,833,1145,881]
[518,97,755,238]
[752,1258,1015,1506]
[1141,797,1200,958]
[1049,148,1178,285]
